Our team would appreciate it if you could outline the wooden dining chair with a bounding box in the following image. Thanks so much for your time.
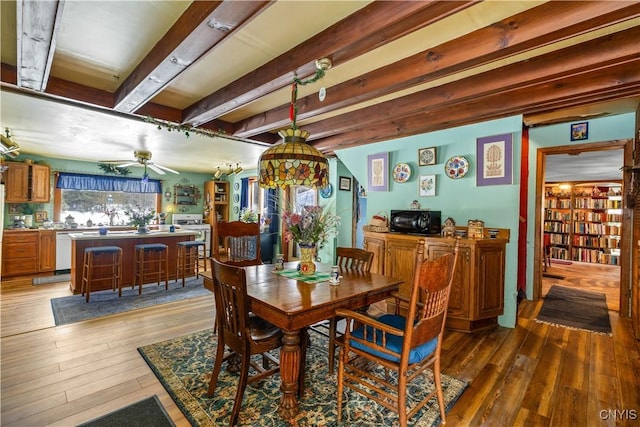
[213,220,262,266]
[335,239,459,427]
[309,247,374,374]
[207,258,282,426]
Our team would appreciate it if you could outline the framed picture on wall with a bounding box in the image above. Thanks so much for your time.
[367,152,389,191]
[339,176,352,191]
[35,211,48,222]
[570,122,588,141]
[476,133,513,186]
[418,147,436,166]
[419,175,436,196]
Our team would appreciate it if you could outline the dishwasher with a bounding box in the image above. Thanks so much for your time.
[55,231,73,271]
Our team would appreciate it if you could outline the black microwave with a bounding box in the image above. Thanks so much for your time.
[389,210,441,236]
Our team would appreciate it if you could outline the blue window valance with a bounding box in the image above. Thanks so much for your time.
[56,172,162,193]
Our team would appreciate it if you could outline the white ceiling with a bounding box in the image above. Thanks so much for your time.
[545,150,624,183]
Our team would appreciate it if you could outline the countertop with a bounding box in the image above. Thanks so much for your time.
[68,230,197,240]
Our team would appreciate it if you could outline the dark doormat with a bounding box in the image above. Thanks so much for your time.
[536,285,611,335]
[77,395,175,427]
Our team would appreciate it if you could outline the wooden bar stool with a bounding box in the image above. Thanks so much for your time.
[176,240,206,286]
[133,243,169,295]
[81,246,123,302]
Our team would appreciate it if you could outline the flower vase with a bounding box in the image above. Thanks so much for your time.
[137,225,148,234]
[298,244,316,275]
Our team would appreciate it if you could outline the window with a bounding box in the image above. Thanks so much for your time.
[60,190,158,227]
[55,173,161,227]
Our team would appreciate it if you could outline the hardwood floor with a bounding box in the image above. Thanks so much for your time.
[1,267,638,426]
[542,260,621,312]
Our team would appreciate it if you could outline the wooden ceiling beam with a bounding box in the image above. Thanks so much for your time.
[234,1,640,138]
[304,26,640,142]
[113,1,271,114]
[16,0,64,91]
[312,62,640,152]
[182,0,478,127]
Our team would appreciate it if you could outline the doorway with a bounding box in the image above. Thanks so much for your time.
[534,140,630,316]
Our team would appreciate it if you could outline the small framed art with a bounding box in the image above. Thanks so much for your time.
[35,211,48,222]
[367,152,389,192]
[570,122,588,141]
[476,133,513,186]
[418,147,436,166]
[8,204,20,215]
[419,175,436,196]
[339,176,352,191]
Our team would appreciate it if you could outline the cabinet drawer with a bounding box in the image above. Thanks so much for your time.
[3,258,39,276]
[5,243,38,259]
[4,233,38,244]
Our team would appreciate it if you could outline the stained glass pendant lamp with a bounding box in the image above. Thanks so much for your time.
[258,59,332,189]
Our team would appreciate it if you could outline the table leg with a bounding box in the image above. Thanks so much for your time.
[278,329,301,418]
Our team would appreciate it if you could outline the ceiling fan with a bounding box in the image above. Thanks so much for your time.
[102,150,179,175]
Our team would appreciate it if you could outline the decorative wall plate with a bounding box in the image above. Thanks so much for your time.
[445,156,469,179]
[392,163,411,183]
[234,182,240,191]
[233,194,240,203]
[320,183,333,198]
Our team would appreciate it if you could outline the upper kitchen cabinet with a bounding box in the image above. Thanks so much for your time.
[4,162,50,203]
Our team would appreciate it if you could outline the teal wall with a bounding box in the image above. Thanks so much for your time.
[526,113,634,299]
[2,154,212,227]
[336,115,524,328]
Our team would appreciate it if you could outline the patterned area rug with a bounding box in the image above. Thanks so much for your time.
[51,277,208,326]
[536,285,611,335]
[138,329,468,426]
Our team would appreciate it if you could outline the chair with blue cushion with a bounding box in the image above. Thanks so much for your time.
[335,238,459,427]
[133,243,169,295]
[81,246,123,302]
[176,240,206,286]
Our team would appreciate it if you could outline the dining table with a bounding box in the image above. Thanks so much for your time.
[205,262,403,419]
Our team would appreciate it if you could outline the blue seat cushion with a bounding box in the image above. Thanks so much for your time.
[177,240,205,247]
[349,314,438,364]
[85,246,121,254]
[135,243,168,251]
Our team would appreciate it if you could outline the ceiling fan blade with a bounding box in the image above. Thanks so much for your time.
[147,163,166,175]
[117,162,139,168]
[152,163,180,174]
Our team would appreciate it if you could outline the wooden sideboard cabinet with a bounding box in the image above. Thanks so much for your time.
[4,162,51,203]
[363,230,509,332]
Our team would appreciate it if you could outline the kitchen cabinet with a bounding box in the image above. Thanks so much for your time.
[363,230,509,332]
[39,230,56,272]
[4,162,50,203]
[2,230,39,277]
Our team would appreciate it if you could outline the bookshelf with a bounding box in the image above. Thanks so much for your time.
[544,182,622,266]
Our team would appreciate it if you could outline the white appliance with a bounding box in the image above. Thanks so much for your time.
[172,213,211,258]
[55,231,73,271]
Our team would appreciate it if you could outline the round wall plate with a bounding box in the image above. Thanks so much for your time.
[445,156,469,179]
[392,163,411,183]
[320,183,333,198]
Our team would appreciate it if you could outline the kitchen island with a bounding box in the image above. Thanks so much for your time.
[68,230,197,294]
